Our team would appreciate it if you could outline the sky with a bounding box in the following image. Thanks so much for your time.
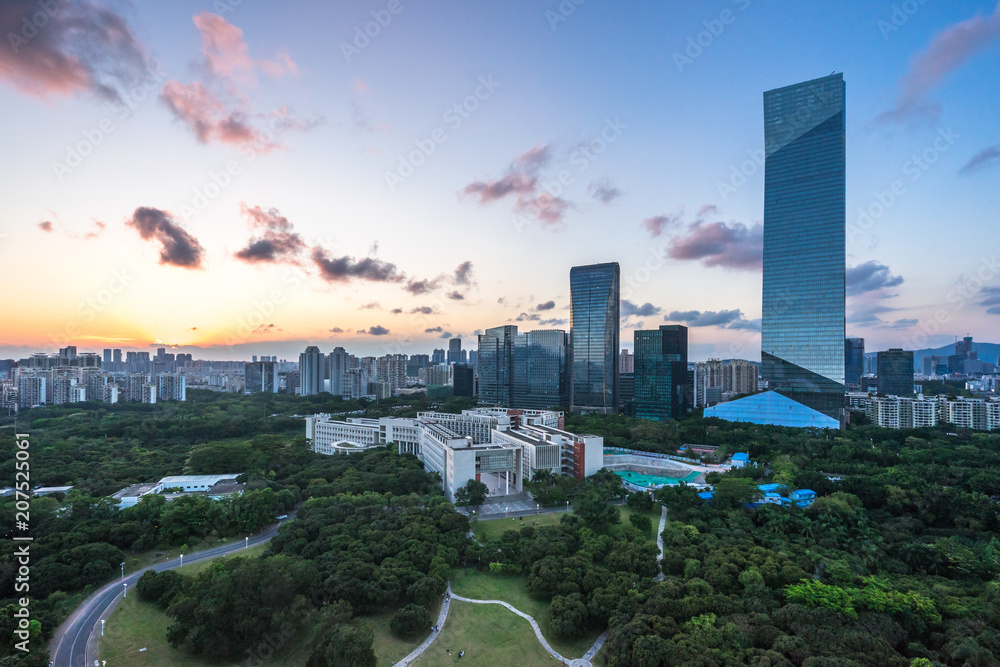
[1,0,999,362]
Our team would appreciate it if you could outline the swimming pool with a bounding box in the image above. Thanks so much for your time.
[614,470,702,488]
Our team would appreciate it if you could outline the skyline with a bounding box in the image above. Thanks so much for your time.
[3,0,1000,362]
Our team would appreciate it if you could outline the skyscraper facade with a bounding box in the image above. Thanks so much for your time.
[634,325,689,421]
[569,262,620,414]
[447,338,463,365]
[327,347,348,396]
[877,349,914,397]
[761,73,846,419]
[477,325,517,406]
[845,337,864,388]
[513,329,569,410]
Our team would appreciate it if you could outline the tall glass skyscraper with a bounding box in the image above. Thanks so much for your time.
[477,325,517,406]
[844,337,865,388]
[570,262,620,414]
[513,329,569,410]
[762,73,846,419]
[634,325,689,421]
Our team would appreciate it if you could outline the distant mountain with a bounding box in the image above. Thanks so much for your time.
[865,342,1000,372]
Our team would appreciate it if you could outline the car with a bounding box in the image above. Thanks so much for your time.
[276,514,289,520]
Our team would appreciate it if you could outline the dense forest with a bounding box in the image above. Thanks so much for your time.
[2,392,1000,665]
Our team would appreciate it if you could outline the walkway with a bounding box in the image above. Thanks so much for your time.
[655,504,667,581]
[398,583,608,666]
[394,585,454,666]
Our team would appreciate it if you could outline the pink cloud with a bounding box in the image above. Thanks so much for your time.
[160,80,259,146]
[881,2,1000,122]
[668,220,763,271]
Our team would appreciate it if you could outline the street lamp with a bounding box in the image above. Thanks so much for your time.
[123,582,127,598]
[180,554,183,567]
[245,537,249,550]
[120,562,125,580]
[101,619,104,636]
[536,504,539,515]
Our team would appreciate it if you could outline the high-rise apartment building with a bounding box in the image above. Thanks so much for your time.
[761,73,846,419]
[634,325,689,421]
[619,349,634,374]
[327,347,349,396]
[569,262,620,414]
[299,346,325,396]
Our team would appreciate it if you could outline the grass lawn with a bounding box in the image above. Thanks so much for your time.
[414,600,558,667]
[360,598,441,666]
[471,510,568,541]
[126,534,269,576]
[450,568,602,659]
[174,542,269,576]
[100,593,312,666]
[619,504,663,543]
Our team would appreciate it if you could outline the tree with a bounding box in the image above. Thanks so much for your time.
[573,491,620,530]
[626,491,654,511]
[711,477,761,510]
[390,603,431,639]
[630,512,653,534]
[454,479,488,508]
[549,593,589,638]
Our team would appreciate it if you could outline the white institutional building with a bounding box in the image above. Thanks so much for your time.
[305,408,604,502]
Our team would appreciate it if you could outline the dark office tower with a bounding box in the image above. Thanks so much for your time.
[453,364,475,397]
[447,338,463,365]
[328,347,348,396]
[103,349,112,364]
[513,329,569,410]
[845,337,865,388]
[761,73,846,419]
[244,361,278,394]
[477,325,517,406]
[633,325,689,421]
[877,349,914,397]
[570,262,620,414]
[298,346,324,396]
[432,349,446,364]
[112,349,122,365]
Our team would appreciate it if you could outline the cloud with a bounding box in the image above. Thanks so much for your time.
[250,323,282,334]
[447,291,465,300]
[535,300,556,311]
[622,300,661,317]
[390,308,403,314]
[588,178,622,204]
[312,248,404,284]
[642,214,681,238]
[38,221,53,232]
[425,326,444,333]
[439,332,454,339]
[459,145,571,228]
[161,13,309,147]
[329,327,344,333]
[960,145,1000,175]
[666,309,747,328]
[77,220,106,239]
[126,207,205,268]
[406,277,441,295]
[410,306,434,315]
[847,302,915,329]
[539,318,567,326]
[0,0,152,103]
[880,2,1000,123]
[358,302,380,310]
[846,261,904,296]
[234,203,305,264]
[454,261,475,285]
[980,286,1000,315]
[360,325,390,336]
[668,220,763,271]
[515,312,541,322]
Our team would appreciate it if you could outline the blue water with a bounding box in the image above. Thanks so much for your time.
[614,470,702,488]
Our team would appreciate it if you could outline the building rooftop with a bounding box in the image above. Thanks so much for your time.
[159,474,240,485]
[112,483,160,499]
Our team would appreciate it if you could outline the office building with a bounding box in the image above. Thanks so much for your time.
[103,349,112,364]
[845,337,864,388]
[453,364,475,397]
[634,325,689,421]
[513,329,569,410]
[761,73,846,419]
[478,325,517,406]
[569,262,620,414]
[448,338,463,366]
[877,349,914,397]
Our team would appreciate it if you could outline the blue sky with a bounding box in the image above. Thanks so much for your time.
[1,0,998,361]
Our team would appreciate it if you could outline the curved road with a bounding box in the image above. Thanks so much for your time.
[48,515,293,667]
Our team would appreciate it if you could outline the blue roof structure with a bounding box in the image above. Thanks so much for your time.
[757,483,787,493]
[732,453,750,461]
[697,491,714,502]
[703,391,840,429]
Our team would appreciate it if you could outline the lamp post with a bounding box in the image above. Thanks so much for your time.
[180,554,183,567]
[120,562,124,580]
[536,504,539,515]
[123,582,127,599]
[245,537,249,550]
[101,619,104,636]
